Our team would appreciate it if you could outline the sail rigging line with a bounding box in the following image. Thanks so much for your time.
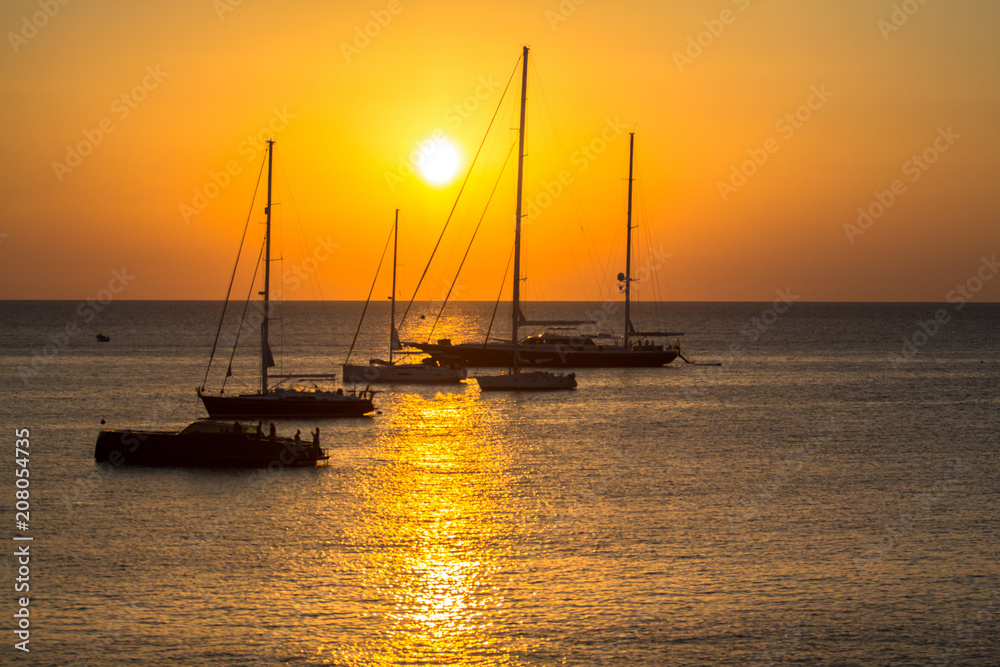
[633,146,674,333]
[529,55,609,304]
[274,149,327,302]
[525,57,580,304]
[396,55,522,334]
[274,150,311,378]
[424,139,518,344]
[200,152,268,390]
[433,78,516,298]
[220,238,267,393]
[484,242,516,346]
[639,171,673,303]
[272,149,287,380]
[344,221,395,364]
[614,141,633,338]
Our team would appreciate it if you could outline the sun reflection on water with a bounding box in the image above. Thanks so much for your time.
[398,307,491,348]
[332,390,526,665]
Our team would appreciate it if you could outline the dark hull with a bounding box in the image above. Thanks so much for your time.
[95,430,326,468]
[199,392,374,419]
[408,342,678,368]
[342,363,466,385]
[476,371,577,391]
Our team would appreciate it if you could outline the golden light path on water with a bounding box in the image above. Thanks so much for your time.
[11,302,1000,665]
[328,389,529,664]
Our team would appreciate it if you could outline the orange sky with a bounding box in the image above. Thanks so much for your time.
[2,0,998,302]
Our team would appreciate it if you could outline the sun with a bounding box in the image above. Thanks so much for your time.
[417,136,462,187]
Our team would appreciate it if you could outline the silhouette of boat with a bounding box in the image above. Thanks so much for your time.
[414,332,679,368]
[94,420,326,468]
[408,50,681,371]
[473,47,576,391]
[343,210,467,385]
[197,140,374,418]
[96,333,110,342]
[476,368,576,391]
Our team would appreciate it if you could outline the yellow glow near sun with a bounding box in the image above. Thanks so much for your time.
[417,137,461,187]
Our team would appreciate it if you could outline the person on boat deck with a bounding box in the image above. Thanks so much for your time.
[312,428,320,446]
[268,422,277,441]
[294,429,302,445]
[255,421,264,438]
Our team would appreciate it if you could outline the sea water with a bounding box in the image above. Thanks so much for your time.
[0,300,997,665]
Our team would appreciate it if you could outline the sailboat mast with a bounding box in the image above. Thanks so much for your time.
[624,132,634,351]
[512,45,529,370]
[261,139,275,395]
[390,208,398,365]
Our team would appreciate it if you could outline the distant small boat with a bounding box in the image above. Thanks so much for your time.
[94,419,327,468]
[96,333,110,342]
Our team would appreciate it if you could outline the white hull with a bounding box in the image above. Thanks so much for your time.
[475,370,576,391]
[342,363,467,385]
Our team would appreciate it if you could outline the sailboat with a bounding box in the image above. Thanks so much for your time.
[475,46,576,391]
[342,209,467,384]
[197,140,375,419]
[408,125,683,368]
[614,131,684,358]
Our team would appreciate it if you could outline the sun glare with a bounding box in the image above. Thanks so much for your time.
[417,137,461,187]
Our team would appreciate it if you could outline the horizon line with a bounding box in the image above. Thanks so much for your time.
[2,299,998,305]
